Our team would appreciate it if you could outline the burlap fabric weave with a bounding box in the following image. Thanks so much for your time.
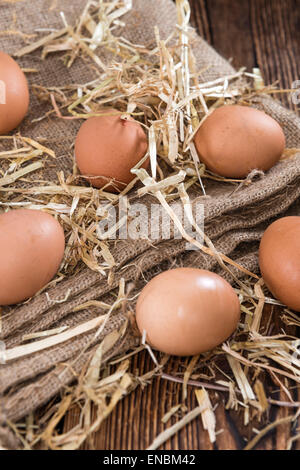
[0,0,300,440]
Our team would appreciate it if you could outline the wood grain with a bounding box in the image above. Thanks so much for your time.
[62,0,300,450]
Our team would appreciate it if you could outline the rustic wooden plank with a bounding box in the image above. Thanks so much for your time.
[214,400,239,450]
[189,0,212,44]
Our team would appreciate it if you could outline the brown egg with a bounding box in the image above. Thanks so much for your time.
[259,216,300,311]
[194,105,285,178]
[0,209,65,305]
[75,111,148,191]
[136,268,240,356]
[0,51,30,134]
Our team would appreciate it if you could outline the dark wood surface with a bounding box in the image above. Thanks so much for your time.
[62,0,300,450]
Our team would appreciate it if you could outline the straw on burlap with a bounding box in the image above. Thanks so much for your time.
[0,0,300,441]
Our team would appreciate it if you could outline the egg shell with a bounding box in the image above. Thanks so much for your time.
[136,268,241,356]
[259,216,300,311]
[75,112,148,191]
[194,105,285,178]
[0,51,29,135]
[0,209,65,305]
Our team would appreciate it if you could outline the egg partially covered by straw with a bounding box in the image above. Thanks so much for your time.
[75,110,149,192]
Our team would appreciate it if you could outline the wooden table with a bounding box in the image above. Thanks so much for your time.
[63,0,300,450]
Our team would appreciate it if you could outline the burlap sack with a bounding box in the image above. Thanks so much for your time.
[0,0,300,436]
